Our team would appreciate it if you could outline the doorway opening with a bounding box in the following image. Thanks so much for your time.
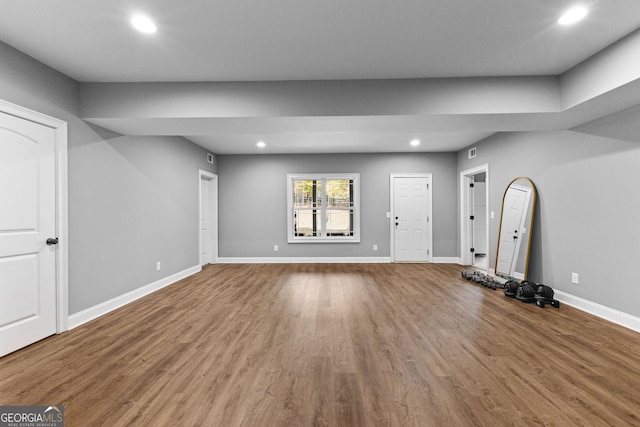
[460,165,489,271]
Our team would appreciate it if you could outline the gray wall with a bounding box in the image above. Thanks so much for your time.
[458,130,640,317]
[0,42,216,314]
[218,153,458,258]
[69,133,216,312]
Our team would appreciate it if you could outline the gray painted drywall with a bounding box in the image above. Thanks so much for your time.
[217,153,458,258]
[0,42,78,123]
[458,130,640,318]
[80,77,559,119]
[69,134,216,312]
[0,42,216,314]
[561,28,640,109]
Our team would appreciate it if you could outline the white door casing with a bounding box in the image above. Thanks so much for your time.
[199,170,218,266]
[0,101,68,357]
[390,174,432,262]
[496,184,531,278]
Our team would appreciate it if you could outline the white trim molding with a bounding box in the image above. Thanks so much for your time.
[554,290,640,334]
[219,257,463,264]
[68,265,201,330]
[287,173,361,243]
[218,257,392,264]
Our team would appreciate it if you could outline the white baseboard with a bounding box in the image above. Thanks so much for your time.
[554,290,640,334]
[432,257,462,264]
[218,257,392,264]
[218,257,463,264]
[68,265,201,330]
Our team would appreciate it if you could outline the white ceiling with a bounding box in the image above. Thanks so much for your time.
[160,117,496,155]
[3,0,640,82]
[2,0,640,153]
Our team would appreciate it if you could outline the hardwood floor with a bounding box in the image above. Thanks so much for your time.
[1,263,639,426]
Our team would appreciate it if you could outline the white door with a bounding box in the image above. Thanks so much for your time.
[199,171,217,266]
[392,176,431,262]
[469,178,476,258]
[472,181,488,268]
[0,111,58,357]
[200,178,210,266]
[496,185,531,276]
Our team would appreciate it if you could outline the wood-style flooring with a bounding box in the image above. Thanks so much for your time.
[1,263,639,426]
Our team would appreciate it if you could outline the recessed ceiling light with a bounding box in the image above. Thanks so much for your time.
[410,139,421,146]
[131,15,157,33]
[257,141,266,148]
[558,6,588,25]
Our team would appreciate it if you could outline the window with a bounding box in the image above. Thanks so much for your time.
[287,173,360,243]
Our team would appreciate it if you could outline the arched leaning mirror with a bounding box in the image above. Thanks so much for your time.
[495,177,537,281]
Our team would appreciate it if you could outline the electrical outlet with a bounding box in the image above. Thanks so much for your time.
[373,244,378,251]
[156,261,161,271]
[274,245,278,251]
[490,211,495,219]
[571,272,579,284]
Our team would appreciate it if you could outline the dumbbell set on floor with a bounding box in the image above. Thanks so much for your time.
[461,270,504,290]
[462,271,560,309]
[504,279,560,308]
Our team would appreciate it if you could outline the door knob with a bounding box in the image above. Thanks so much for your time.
[395,222,399,226]
[46,237,59,245]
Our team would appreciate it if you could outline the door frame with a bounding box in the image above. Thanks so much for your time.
[460,164,489,269]
[389,173,433,262]
[198,170,218,265]
[1,99,68,333]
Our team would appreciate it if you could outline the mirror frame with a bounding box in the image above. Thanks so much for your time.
[494,176,537,280]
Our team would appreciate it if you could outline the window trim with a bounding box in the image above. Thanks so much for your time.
[287,173,360,243]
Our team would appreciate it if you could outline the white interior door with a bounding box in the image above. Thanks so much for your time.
[392,176,432,262]
[496,184,531,276]
[200,178,210,266]
[473,182,488,256]
[472,181,488,269]
[0,111,58,357]
[199,171,218,266]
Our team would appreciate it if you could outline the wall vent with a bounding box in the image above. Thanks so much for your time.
[207,153,214,164]
[468,147,477,159]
